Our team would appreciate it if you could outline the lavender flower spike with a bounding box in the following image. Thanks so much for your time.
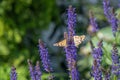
[111,44,119,76]
[101,67,110,80]
[89,10,99,33]
[91,40,103,80]
[35,61,42,80]
[103,0,118,36]
[64,6,79,80]
[92,59,102,80]
[92,40,103,63]
[103,0,111,23]
[110,9,118,37]
[67,5,77,37]
[10,66,17,80]
[65,35,79,80]
[38,39,51,72]
[27,59,36,80]
[105,72,110,80]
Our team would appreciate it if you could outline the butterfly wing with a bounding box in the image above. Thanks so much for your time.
[53,35,85,47]
[73,35,85,47]
[53,39,67,47]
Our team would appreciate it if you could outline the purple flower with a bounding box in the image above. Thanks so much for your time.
[103,0,118,36]
[92,40,103,63]
[89,11,99,33]
[111,44,119,76]
[105,71,110,80]
[65,42,79,80]
[10,66,17,80]
[110,9,118,37]
[105,73,110,80]
[27,59,36,80]
[91,40,103,80]
[27,60,42,80]
[67,5,77,37]
[92,60,102,80]
[103,0,112,23]
[35,61,42,80]
[64,6,79,80]
[38,39,52,72]
[70,68,79,80]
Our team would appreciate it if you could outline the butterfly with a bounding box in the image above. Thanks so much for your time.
[53,35,85,47]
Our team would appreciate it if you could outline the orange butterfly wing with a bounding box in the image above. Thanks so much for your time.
[53,39,67,47]
[53,35,85,47]
[73,35,85,47]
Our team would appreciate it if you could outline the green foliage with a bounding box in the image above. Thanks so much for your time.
[0,0,60,79]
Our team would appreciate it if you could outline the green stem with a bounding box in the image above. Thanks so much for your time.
[48,72,54,80]
[113,75,117,80]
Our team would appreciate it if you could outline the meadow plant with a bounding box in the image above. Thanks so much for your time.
[9,0,120,80]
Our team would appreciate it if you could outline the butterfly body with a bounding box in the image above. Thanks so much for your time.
[53,35,85,47]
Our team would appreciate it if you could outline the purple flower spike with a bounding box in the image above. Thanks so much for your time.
[67,5,77,37]
[27,60,42,80]
[27,59,36,80]
[70,68,79,80]
[92,60,102,80]
[111,44,119,76]
[91,40,103,80]
[92,40,103,63]
[110,9,118,36]
[105,73,110,80]
[38,39,51,72]
[105,72,110,80]
[64,5,79,80]
[103,0,118,36]
[65,43,79,80]
[89,10,99,33]
[10,66,17,80]
[103,0,112,23]
[35,61,42,80]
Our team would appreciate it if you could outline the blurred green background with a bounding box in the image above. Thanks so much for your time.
[0,0,120,80]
